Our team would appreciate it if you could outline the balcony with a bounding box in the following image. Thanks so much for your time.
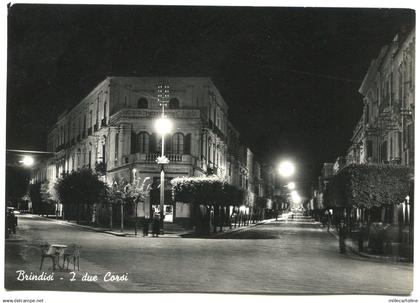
[208,120,226,141]
[109,108,201,126]
[114,153,194,167]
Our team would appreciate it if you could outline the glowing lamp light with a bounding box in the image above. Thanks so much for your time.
[20,156,34,167]
[278,161,295,178]
[154,116,173,135]
[290,190,301,204]
[239,205,246,212]
[287,182,296,190]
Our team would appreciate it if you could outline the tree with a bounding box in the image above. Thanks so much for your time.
[325,164,413,208]
[171,176,244,233]
[40,180,59,218]
[107,176,152,233]
[55,169,108,224]
[6,166,30,207]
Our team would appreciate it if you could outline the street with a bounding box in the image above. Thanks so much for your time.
[5,214,413,294]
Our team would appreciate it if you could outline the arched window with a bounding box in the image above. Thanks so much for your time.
[137,132,150,153]
[169,98,180,109]
[172,133,184,154]
[137,98,148,109]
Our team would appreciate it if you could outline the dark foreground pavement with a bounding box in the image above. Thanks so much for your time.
[4,214,413,294]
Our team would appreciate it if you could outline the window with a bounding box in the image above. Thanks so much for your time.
[103,101,107,119]
[137,98,148,109]
[115,133,119,160]
[172,133,184,154]
[365,104,370,124]
[169,98,179,109]
[136,132,150,153]
[367,140,373,158]
[88,151,92,169]
[89,110,93,127]
[381,141,388,163]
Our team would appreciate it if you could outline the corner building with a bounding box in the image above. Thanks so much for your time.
[42,77,247,222]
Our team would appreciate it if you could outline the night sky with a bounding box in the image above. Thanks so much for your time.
[6,4,415,191]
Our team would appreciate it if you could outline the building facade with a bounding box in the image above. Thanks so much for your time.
[348,27,415,167]
[32,77,274,223]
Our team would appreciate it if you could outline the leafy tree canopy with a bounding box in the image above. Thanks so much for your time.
[325,164,413,208]
[54,168,108,206]
[171,176,244,206]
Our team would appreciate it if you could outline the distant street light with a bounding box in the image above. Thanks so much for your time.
[287,182,296,190]
[20,156,34,167]
[291,190,302,204]
[278,160,295,178]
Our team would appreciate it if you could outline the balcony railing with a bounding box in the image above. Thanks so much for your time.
[114,153,191,167]
[144,153,183,163]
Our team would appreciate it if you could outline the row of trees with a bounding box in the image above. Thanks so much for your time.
[309,164,414,252]
[29,170,276,234]
[29,169,151,232]
[171,176,276,234]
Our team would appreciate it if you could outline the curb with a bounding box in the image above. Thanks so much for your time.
[326,229,412,263]
[199,218,278,239]
[23,214,278,239]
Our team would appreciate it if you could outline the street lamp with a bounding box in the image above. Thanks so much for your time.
[20,155,34,167]
[278,160,295,178]
[287,182,296,190]
[291,191,302,204]
[155,84,172,235]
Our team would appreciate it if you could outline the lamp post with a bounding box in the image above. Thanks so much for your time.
[155,85,172,235]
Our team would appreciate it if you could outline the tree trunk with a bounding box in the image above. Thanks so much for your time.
[219,206,223,232]
[120,203,124,233]
[77,202,80,224]
[213,204,218,234]
[109,204,113,230]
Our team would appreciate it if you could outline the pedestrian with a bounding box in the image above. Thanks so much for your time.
[327,210,332,232]
[152,214,160,237]
[143,217,150,237]
[7,210,17,234]
[338,220,347,254]
[358,222,367,252]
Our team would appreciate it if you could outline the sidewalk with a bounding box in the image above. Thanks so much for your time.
[183,217,279,238]
[325,226,412,263]
[24,214,279,239]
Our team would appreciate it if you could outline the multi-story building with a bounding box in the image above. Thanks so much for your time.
[33,76,271,223]
[348,27,415,167]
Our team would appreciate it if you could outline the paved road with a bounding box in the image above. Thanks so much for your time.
[5,215,413,294]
